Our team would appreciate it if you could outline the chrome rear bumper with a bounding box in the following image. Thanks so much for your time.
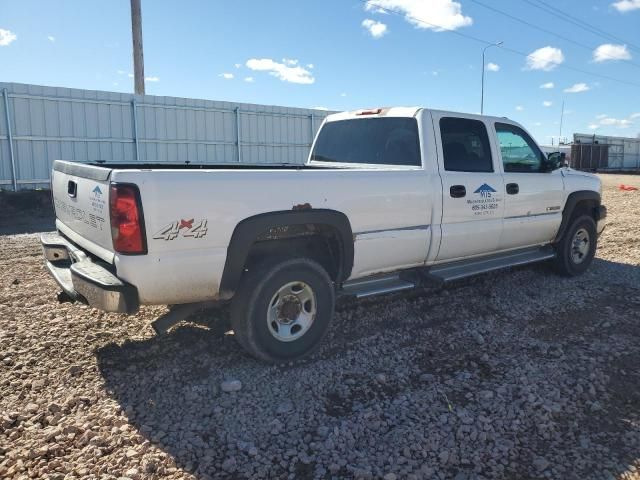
[41,233,139,314]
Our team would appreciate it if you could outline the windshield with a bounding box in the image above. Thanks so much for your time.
[311,117,421,166]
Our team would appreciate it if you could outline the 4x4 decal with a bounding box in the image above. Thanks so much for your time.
[153,219,208,240]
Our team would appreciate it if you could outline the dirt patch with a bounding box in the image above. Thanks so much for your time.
[0,190,55,235]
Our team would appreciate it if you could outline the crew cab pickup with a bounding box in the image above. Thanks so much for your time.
[42,107,606,362]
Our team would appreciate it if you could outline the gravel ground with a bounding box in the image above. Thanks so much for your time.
[1,173,639,480]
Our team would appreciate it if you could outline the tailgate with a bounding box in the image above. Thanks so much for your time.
[51,160,114,262]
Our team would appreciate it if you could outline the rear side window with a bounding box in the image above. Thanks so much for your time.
[439,117,493,172]
[310,117,421,166]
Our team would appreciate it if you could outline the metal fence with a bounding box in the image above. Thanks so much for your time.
[573,133,640,171]
[571,144,610,171]
[0,82,332,190]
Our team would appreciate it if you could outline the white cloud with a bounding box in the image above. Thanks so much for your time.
[533,122,542,126]
[123,72,158,82]
[525,46,564,71]
[564,82,590,93]
[246,58,314,84]
[282,58,298,66]
[486,62,500,72]
[599,117,632,128]
[312,106,329,111]
[340,92,347,97]
[365,0,472,31]
[0,29,17,46]
[593,43,632,62]
[234,63,241,68]
[362,19,388,38]
[543,101,553,107]
[244,76,254,83]
[219,73,234,79]
[307,63,314,69]
[515,105,524,111]
[591,112,638,130]
[47,35,55,42]
[611,0,640,12]
[540,82,554,89]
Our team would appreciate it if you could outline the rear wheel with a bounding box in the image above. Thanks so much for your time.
[230,258,335,363]
[552,215,597,276]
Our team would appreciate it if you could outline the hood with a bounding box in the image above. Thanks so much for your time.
[562,168,602,196]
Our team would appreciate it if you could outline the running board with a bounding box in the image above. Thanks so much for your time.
[426,246,556,283]
[342,274,416,298]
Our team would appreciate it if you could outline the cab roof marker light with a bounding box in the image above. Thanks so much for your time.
[356,108,383,116]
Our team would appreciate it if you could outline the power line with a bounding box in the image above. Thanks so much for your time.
[361,0,640,88]
[470,0,640,68]
[532,0,640,51]
[521,0,640,53]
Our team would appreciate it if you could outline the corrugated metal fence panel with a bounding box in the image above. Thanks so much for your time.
[0,82,332,190]
[573,132,640,171]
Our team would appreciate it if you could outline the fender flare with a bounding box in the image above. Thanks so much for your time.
[554,190,601,242]
[219,209,354,297]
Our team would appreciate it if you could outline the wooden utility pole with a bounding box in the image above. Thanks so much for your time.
[130,0,145,95]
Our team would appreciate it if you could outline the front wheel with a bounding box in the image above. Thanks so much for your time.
[552,215,597,276]
[230,258,335,363]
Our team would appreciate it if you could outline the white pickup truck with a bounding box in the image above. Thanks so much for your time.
[42,107,606,362]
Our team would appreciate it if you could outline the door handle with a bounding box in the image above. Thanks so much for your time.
[67,180,77,198]
[450,185,466,198]
[506,183,519,195]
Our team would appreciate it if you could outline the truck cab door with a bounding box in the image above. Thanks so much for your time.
[432,113,505,262]
[493,122,564,250]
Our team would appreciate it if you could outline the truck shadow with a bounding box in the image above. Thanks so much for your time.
[95,257,640,479]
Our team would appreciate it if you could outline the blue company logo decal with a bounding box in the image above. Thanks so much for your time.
[92,185,102,195]
[474,183,496,198]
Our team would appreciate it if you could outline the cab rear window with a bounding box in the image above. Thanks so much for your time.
[310,117,421,166]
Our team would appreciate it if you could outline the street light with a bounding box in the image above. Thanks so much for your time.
[481,41,503,114]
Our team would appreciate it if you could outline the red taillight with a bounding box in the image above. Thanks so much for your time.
[110,184,146,254]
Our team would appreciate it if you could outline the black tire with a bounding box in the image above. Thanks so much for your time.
[230,257,335,363]
[552,214,597,276]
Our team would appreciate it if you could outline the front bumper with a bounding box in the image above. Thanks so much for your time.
[596,205,607,235]
[41,233,139,314]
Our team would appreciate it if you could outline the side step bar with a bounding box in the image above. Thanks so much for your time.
[342,274,415,298]
[425,246,556,284]
[341,246,556,298]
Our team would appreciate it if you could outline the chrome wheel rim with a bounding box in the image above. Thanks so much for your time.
[571,227,590,264]
[267,282,316,342]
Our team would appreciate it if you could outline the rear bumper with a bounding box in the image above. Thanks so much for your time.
[41,233,139,314]
[596,205,607,235]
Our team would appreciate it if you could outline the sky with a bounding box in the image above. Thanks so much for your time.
[1,0,639,144]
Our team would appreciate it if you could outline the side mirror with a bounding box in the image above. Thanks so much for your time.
[545,151,566,171]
